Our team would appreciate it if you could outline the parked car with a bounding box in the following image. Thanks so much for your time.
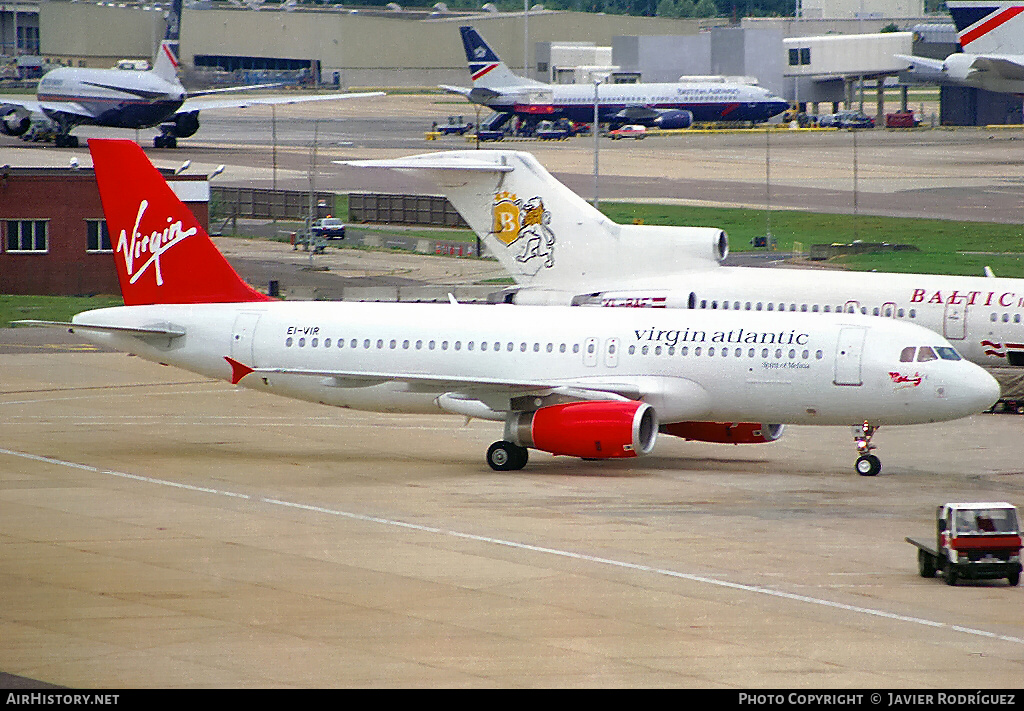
[608,124,647,140]
[310,217,346,240]
[885,111,920,128]
[818,110,875,129]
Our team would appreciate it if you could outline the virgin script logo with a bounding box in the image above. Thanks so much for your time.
[117,200,196,286]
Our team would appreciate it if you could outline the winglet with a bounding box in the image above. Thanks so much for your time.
[224,356,255,385]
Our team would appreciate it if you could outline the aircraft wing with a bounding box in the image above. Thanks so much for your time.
[239,359,633,395]
[0,96,93,118]
[178,90,384,113]
[970,55,1024,81]
[0,96,44,114]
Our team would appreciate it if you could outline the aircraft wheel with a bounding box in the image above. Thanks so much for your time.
[487,441,528,472]
[855,454,881,476]
[917,549,936,578]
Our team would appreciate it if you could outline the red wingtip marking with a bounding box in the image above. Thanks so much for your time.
[224,356,255,385]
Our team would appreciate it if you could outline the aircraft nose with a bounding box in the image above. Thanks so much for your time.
[957,364,1001,416]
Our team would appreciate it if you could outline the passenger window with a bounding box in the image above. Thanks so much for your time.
[1003,314,1010,323]
[324,339,331,348]
[695,347,702,356]
[816,350,823,360]
[823,305,831,313]
[812,305,819,313]
[991,313,998,322]
[917,346,938,362]
[900,346,916,362]
[767,303,774,311]
[1016,315,1022,323]
[376,339,383,349]
[389,339,396,349]
[286,337,293,347]
[708,347,715,356]
[299,338,306,347]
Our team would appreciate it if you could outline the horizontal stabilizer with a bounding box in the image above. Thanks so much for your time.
[341,152,513,173]
[13,319,186,338]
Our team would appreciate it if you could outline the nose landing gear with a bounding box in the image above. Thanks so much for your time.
[853,422,881,476]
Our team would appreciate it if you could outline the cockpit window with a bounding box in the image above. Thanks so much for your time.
[900,346,916,362]
[916,346,938,362]
[936,347,962,361]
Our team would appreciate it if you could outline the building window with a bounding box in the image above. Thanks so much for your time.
[86,220,112,253]
[5,220,48,252]
[800,47,811,65]
[788,48,799,66]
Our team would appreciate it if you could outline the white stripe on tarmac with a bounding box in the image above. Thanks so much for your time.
[3,445,1022,647]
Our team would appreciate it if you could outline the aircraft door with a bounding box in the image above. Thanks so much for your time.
[231,312,262,365]
[833,327,866,386]
[844,300,860,314]
[881,301,897,318]
[943,300,968,340]
[584,337,599,367]
[604,337,619,368]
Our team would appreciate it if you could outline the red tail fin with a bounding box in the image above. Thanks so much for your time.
[89,138,271,306]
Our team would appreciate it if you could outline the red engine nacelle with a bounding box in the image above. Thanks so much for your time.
[506,401,657,459]
[661,421,784,444]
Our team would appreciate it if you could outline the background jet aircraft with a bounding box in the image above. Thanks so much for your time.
[0,0,382,147]
[345,150,1024,375]
[440,26,789,133]
[897,1,1024,95]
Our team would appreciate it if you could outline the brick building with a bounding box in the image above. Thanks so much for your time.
[0,166,209,296]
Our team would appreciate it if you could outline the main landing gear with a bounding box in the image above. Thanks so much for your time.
[853,421,881,476]
[486,440,529,471]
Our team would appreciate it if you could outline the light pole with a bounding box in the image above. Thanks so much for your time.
[524,0,529,77]
[592,74,604,209]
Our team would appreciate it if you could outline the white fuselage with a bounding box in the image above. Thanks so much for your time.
[72,301,999,428]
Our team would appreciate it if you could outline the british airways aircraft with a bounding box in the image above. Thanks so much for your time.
[17,139,999,477]
[897,1,1024,95]
[439,26,789,130]
[0,0,381,148]
[345,149,1024,377]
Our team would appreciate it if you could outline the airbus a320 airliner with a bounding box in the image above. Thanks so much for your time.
[19,140,999,476]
